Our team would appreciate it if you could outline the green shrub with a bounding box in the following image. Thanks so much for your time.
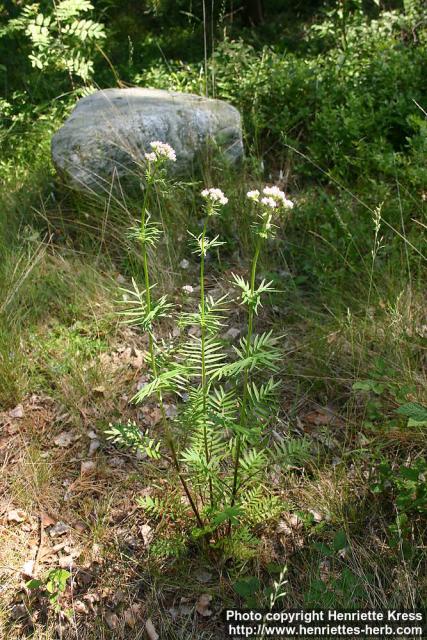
[136,1,427,181]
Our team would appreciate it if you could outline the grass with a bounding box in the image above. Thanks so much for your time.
[0,107,426,638]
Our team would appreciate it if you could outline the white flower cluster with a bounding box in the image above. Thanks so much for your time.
[247,190,260,202]
[201,188,228,206]
[247,185,294,210]
[144,140,177,163]
[261,196,277,209]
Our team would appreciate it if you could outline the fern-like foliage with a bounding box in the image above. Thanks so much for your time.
[137,495,168,518]
[188,231,225,257]
[119,278,173,334]
[150,534,187,559]
[233,273,276,314]
[208,386,239,427]
[110,174,296,546]
[246,377,280,420]
[180,334,227,379]
[56,0,95,21]
[239,486,282,526]
[214,331,281,380]
[273,436,313,469]
[132,366,187,403]
[138,493,189,521]
[105,420,161,459]
[128,215,162,248]
[217,525,260,561]
[238,448,268,485]
[179,294,229,335]
[179,387,230,498]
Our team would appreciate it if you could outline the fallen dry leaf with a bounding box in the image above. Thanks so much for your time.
[81,460,96,475]
[73,600,89,615]
[196,593,213,617]
[41,512,56,528]
[88,439,100,457]
[123,603,142,628]
[304,409,333,426]
[140,524,154,548]
[54,431,74,448]
[303,406,344,428]
[58,555,74,569]
[49,521,70,537]
[105,611,119,630]
[145,618,159,640]
[7,509,26,523]
[21,559,35,577]
[9,404,24,419]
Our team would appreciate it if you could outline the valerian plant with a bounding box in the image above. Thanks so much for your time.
[107,143,296,554]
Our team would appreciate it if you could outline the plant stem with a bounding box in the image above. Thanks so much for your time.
[230,236,262,511]
[200,218,214,508]
[140,187,204,528]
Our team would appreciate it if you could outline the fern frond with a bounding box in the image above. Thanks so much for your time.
[239,447,268,482]
[150,534,187,558]
[137,495,168,518]
[138,494,188,522]
[217,525,260,561]
[55,0,94,21]
[208,386,239,423]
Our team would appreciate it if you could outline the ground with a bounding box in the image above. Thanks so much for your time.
[1,238,425,638]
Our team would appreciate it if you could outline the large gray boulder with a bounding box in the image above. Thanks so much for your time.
[51,88,243,193]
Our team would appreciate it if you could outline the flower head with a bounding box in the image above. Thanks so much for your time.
[144,140,176,163]
[262,185,294,209]
[260,196,278,209]
[201,188,228,206]
[247,189,260,202]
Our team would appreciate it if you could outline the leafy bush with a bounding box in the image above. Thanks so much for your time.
[136,1,427,181]
[1,0,105,83]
